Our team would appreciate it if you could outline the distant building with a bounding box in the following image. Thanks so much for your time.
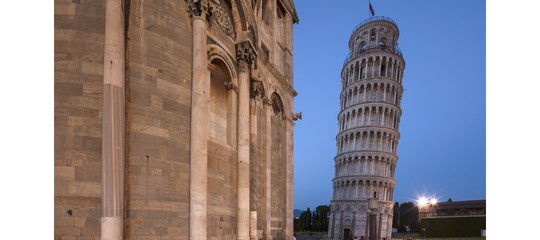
[419,200,486,238]
[420,200,486,218]
[328,16,406,240]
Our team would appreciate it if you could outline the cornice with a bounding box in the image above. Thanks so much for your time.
[340,78,404,97]
[336,126,401,140]
[349,20,400,49]
[332,175,396,185]
[338,102,403,120]
[259,56,297,98]
[333,150,398,162]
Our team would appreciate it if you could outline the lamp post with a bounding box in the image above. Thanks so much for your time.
[416,196,438,240]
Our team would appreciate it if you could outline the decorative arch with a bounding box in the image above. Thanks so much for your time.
[233,0,258,38]
[267,82,289,114]
[208,53,235,145]
[270,92,284,116]
[208,44,238,86]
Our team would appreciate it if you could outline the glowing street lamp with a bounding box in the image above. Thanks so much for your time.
[417,196,428,207]
[416,195,438,218]
[416,195,438,239]
[416,196,438,208]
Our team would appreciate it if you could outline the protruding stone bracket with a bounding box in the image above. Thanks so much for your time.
[250,79,264,98]
[262,97,273,106]
[292,112,302,121]
[187,0,213,22]
[225,82,240,93]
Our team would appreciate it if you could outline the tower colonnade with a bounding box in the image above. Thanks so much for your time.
[329,16,406,240]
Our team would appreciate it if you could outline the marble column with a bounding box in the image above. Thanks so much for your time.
[101,0,125,239]
[187,1,211,240]
[250,79,263,240]
[236,41,255,240]
[378,211,383,240]
[368,199,378,240]
[327,211,333,240]
[387,214,393,239]
[351,212,357,238]
[263,97,273,240]
[250,211,258,240]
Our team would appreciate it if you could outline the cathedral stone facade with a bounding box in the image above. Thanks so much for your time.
[328,16,406,240]
[54,0,299,239]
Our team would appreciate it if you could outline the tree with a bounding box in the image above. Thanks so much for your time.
[398,202,419,232]
[305,207,312,231]
[312,210,319,231]
[315,205,330,232]
[294,206,330,232]
[392,202,400,227]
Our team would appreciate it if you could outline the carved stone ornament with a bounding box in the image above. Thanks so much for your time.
[209,0,234,37]
[262,97,272,106]
[236,41,255,65]
[292,112,302,121]
[250,80,264,98]
[186,0,212,21]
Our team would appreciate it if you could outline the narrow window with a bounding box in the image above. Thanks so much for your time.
[271,93,283,116]
[262,0,270,25]
[360,43,367,53]
[379,40,386,50]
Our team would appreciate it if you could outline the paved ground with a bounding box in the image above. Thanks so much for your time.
[295,232,326,240]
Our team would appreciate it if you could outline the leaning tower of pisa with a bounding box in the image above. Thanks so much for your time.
[328,16,406,240]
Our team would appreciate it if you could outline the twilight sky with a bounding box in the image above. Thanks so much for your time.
[292,0,486,210]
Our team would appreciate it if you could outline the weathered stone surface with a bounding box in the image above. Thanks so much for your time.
[55,0,105,238]
[55,0,299,239]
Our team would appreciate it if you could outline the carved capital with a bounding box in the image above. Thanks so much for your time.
[186,0,212,22]
[236,41,256,67]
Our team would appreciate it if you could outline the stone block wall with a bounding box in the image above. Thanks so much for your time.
[55,0,106,239]
[124,0,192,239]
[55,1,298,239]
[271,115,286,239]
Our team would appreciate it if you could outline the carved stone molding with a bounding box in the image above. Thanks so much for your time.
[209,0,234,37]
[186,0,212,21]
[224,82,240,93]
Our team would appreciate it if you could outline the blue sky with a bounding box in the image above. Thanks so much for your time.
[292,0,486,210]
